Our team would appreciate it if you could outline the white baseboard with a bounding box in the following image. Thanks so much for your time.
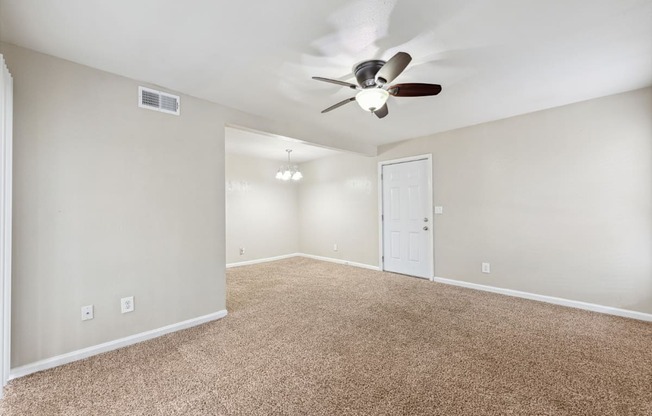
[229,254,649,321]
[226,253,299,268]
[432,276,652,322]
[226,252,381,272]
[297,253,381,271]
[9,310,228,380]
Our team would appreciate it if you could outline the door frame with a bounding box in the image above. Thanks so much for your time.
[377,154,434,280]
[1,54,13,395]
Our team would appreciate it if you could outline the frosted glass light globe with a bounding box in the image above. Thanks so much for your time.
[356,88,389,112]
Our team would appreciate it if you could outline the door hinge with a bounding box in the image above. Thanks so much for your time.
[381,214,384,221]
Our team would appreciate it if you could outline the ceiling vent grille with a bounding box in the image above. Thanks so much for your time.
[138,86,180,115]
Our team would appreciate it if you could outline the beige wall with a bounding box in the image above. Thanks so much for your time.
[225,153,299,264]
[0,42,301,367]
[299,87,652,314]
[298,153,378,266]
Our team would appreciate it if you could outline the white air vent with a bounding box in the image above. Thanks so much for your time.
[138,86,180,115]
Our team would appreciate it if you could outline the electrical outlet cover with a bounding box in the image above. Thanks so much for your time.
[121,296,135,313]
[81,305,94,321]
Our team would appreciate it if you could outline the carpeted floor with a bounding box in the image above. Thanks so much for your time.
[1,257,651,415]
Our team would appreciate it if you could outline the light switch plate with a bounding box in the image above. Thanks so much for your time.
[434,206,443,214]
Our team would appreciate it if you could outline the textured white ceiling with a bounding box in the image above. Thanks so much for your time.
[1,0,651,149]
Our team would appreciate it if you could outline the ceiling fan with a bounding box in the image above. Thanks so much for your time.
[312,52,442,119]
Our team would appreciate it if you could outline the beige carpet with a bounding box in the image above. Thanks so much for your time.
[1,257,651,415]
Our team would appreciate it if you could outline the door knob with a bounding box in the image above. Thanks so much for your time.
[423,226,429,231]
[424,218,428,222]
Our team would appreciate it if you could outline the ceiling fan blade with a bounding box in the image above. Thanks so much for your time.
[321,97,357,113]
[312,76,359,90]
[375,52,412,85]
[388,83,442,97]
[374,104,388,119]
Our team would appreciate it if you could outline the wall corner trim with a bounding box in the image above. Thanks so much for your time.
[431,276,652,322]
[8,309,228,381]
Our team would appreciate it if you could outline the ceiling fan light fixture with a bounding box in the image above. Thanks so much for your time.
[356,88,389,112]
[313,52,441,118]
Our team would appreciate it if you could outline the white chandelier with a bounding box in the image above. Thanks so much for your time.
[275,149,303,181]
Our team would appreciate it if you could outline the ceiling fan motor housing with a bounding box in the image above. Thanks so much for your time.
[354,60,385,88]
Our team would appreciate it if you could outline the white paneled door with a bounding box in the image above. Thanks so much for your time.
[381,158,433,279]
